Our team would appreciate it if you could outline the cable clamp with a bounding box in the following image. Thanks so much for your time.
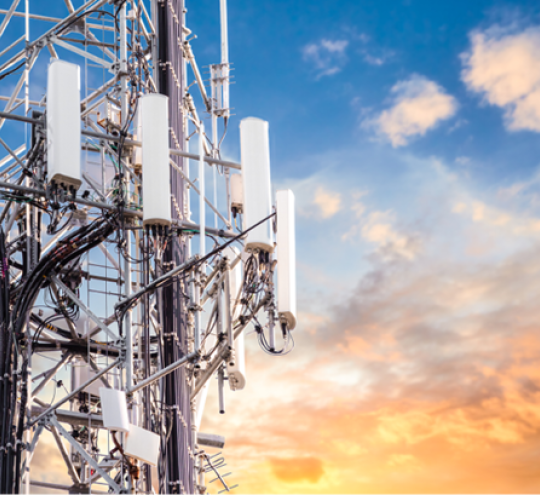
[14,439,26,450]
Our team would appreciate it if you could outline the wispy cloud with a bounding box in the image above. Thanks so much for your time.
[363,53,386,66]
[462,25,540,132]
[302,39,349,78]
[360,210,419,260]
[452,199,540,236]
[366,75,458,147]
[342,196,419,261]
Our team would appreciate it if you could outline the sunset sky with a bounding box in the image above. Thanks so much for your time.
[197,0,540,492]
[4,0,540,493]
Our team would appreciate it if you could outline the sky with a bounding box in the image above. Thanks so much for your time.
[192,0,540,492]
[4,0,540,493]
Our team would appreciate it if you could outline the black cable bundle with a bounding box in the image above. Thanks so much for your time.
[0,227,10,493]
[0,213,118,493]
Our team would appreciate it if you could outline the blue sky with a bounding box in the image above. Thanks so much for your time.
[186,0,540,187]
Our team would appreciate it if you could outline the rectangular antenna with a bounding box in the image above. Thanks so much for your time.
[276,189,297,329]
[47,60,82,190]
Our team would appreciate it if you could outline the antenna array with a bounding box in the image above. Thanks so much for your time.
[0,0,297,493]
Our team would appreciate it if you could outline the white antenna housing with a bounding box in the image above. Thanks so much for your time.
[194,381,211,430]
[228,330,246,391]
[99,388,130,433]
[125,424,160,466]
[141,94,171,226]
[132,107,143,169]
[276,189,297,330]
[224,246,246,391]
[72,360,101,397]
[240,118,273,252]
[230,173,243,213]
[47,60,82,190]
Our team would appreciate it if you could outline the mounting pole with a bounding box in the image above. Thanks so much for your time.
[199,123,206,259]
[156,0,194,491]
[119,0,128,124]
[220,0,229,110]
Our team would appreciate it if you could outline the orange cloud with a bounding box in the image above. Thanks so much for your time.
[270,457,325,484]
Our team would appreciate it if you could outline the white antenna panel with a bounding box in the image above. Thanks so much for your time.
[125,424,160,466]
[194,381,210,430]
[223,246,241,303]
[99,387,130,433]
[72,361,102,397]
[276,189,297,330]
[194,326,217,429]
[230,173,243,213]
[141,94,172,227]
[46,60,82,190]
[132,107,143,168]
[240,118,273,252]
[224,246,246,391]
[228,331,246,391]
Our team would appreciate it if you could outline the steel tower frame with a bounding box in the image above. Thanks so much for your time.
[0,0,296,493]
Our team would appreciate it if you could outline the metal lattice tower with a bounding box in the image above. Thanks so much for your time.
[0,0,297,493]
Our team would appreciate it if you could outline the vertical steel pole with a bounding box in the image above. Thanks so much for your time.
[210,74,218,229]
[194,271,201,353]
[199,123,206,259]
[156,0,193,491]
[219,0,229,109]
[125,242,133,390]
[119,1,133,391]
[119,1,128,124]
[220,0,231,229]
[23,4,30,492]
[120,6,131,492]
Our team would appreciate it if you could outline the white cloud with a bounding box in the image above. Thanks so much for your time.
[368,75,458,147]
[363,54,385,66]
[274,174,345,221]
[360,46,393,67]
[302,39,349,78]
[452,199,540,237]
[313,186,342,218]
[343,202,419,261]
[360,211,419,260]
[462,26,540,132]
[320,39,348,53]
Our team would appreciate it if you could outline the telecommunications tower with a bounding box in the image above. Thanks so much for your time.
[0,0,297,493]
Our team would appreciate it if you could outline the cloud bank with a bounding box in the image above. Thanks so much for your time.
[200,154,540,494]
